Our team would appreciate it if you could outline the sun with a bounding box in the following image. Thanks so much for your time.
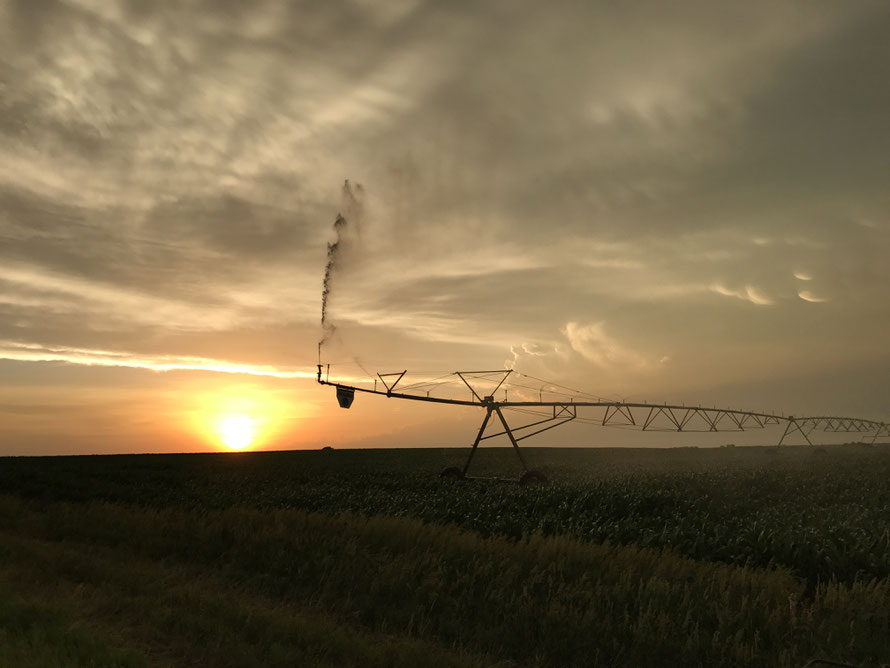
[217,414,255,450]
[187,385,303,452]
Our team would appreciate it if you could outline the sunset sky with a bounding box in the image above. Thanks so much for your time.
[1,0,888,455]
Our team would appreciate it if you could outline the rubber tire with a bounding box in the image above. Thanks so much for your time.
[440,466,464,480]
[519,470,547,486]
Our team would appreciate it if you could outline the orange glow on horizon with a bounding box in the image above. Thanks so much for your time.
[184,383,303,452]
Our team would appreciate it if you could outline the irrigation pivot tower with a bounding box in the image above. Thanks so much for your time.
[317,365,889,483]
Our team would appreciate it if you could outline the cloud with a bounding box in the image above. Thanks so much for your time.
[0,340,314,379]
[1,0,889,450]
[506,341,572,377]
[710,283,774,306]
[563,322,648,371]
[798,290,828,303]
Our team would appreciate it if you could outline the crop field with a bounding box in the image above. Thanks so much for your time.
[1,444,889,667]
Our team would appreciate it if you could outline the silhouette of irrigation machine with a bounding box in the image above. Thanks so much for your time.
[317,365,889,484]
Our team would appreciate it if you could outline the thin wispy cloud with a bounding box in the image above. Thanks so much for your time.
[0,341,314,379]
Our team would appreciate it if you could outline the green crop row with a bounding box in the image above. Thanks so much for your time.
[2,446,888,586]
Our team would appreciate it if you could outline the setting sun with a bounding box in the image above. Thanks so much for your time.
[218,414,255,450]
[183,381,312,452]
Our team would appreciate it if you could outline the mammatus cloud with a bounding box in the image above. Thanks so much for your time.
[710,283,774,306]
[798,290,828,303]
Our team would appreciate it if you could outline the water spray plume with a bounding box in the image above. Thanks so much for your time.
[318,180,364,362]
[320,213,345,326]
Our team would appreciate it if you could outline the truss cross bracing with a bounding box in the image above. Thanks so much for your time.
[318,366,889,482]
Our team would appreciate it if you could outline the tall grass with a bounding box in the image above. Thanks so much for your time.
[0,576,148,668]
[0,520,498,667]
[1,495,888,667]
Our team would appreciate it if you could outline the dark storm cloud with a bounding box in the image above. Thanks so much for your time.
[0,184,314,312]
[724,11,890,194]
[145,195,311,259]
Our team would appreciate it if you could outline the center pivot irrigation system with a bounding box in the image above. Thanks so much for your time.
[317,365,890,484]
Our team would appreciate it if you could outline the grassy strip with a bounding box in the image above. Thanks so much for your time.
[0,577,147,668]
[1,495,888,666]
[0,531,498,668]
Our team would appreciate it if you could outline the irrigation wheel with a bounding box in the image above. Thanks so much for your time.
[519,470,547,486]
[439,466,464,481]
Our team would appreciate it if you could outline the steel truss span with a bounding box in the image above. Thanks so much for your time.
[317,366,889,483]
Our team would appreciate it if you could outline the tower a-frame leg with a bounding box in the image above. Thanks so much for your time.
[460,406,530,477]
[778,418,814,446]
[493,406,530,473]
[448,404,545,484]
[777,419,793,447]
[462,407,493,477]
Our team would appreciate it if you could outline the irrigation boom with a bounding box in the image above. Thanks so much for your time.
[317,366,889,483]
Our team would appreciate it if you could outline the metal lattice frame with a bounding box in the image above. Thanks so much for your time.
[318,366,889,480]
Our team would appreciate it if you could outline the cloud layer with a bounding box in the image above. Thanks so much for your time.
[1,0,889,450]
